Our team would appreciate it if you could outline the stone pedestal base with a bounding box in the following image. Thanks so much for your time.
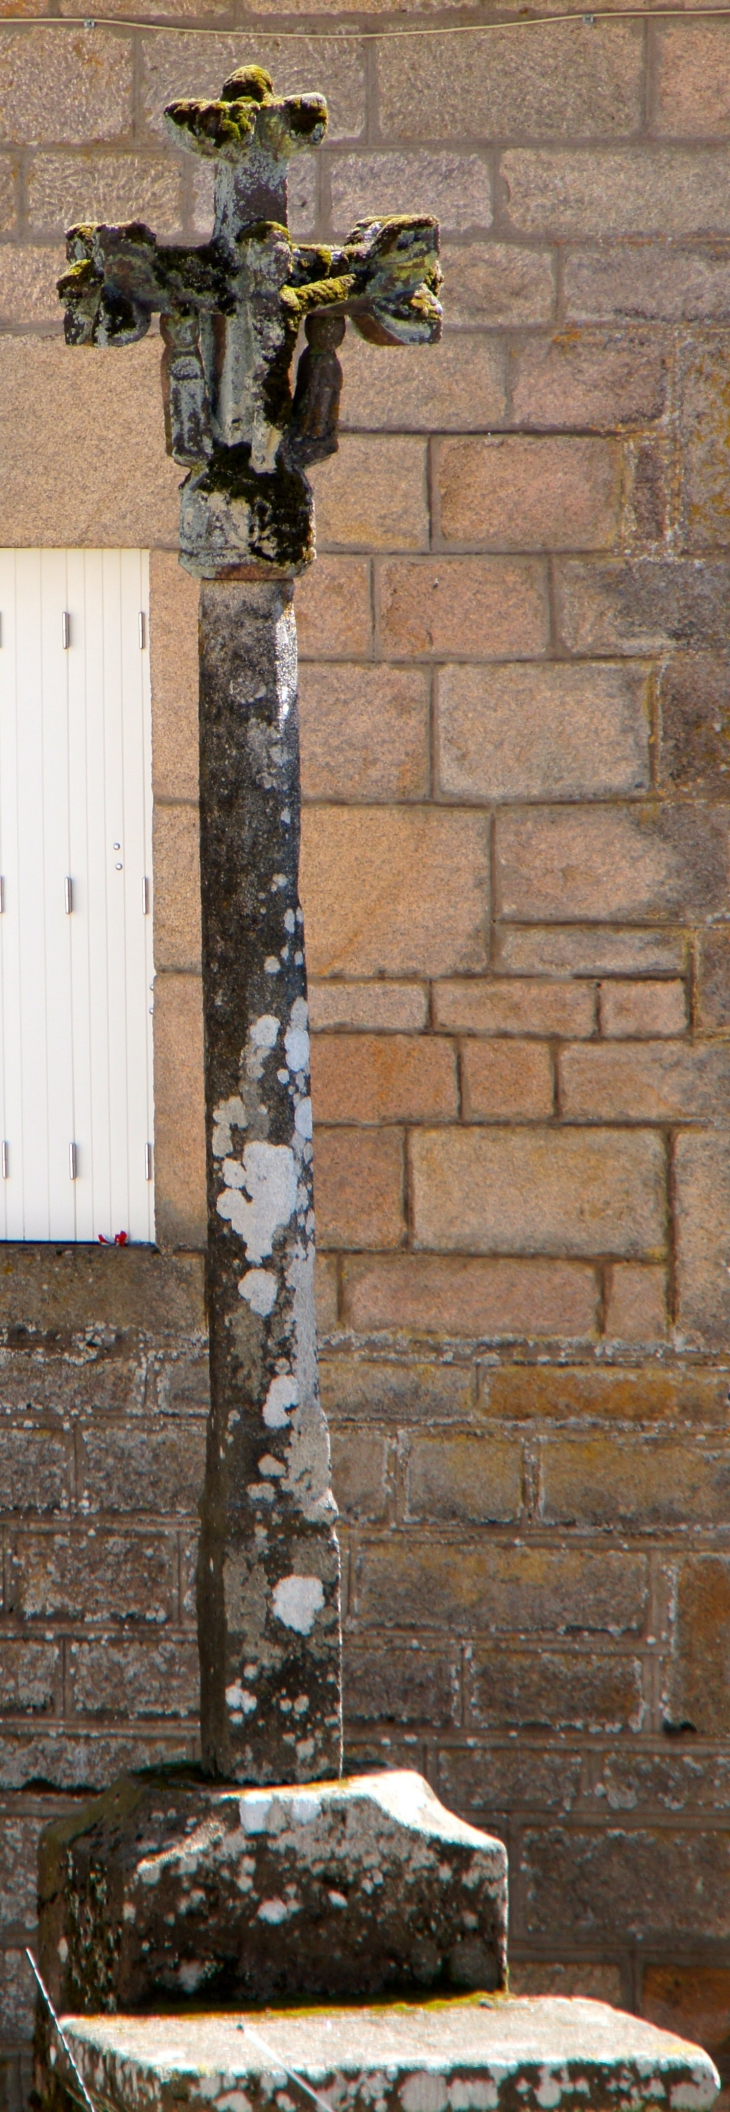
[38,1770,506,2011]
[49,1997,720,2112]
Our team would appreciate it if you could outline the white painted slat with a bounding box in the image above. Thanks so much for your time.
[0,549,155,1243]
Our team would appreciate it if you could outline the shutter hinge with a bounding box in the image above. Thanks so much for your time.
[145,1142,153,1182]
[69,1143,77,1181]
[64,877,73,915]
[139,612,146,650]
[62,611,71,650]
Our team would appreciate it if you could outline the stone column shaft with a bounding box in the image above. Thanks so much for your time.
[196,578,342,1783]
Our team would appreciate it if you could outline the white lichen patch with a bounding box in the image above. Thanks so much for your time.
[212,1095,247,1158]
[218,1141,297,1261]
[226,1682,257,1715]
[239,1269,277,1316]
[263,1373,298,1428]
[272,1573,325,1634]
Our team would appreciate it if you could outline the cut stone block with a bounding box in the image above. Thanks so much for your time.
[49,1996,720,2112]
[38,1769,507,2011]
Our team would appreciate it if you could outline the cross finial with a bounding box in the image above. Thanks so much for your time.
[58,66,442,578]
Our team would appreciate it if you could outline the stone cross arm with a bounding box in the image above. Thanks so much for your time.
[57,66,441,576]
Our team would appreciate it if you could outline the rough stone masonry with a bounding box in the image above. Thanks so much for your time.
[58,62,441,1784]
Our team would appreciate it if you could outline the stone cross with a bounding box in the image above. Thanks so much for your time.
[58,64,441,1787]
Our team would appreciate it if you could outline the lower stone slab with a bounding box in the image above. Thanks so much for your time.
[55,1997,719,2112]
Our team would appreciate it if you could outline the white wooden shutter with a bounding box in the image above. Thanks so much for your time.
[0,550,155,1244]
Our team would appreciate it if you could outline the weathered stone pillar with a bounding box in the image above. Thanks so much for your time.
[196,579,341,1782]
[55,60,441,1789]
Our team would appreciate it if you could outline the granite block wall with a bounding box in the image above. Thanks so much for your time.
[1,0,730,2098]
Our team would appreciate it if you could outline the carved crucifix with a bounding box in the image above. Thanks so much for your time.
[59,64,441,1786]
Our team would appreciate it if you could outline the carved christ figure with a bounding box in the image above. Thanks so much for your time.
[60,64,442,577]
[58,65,441,1785]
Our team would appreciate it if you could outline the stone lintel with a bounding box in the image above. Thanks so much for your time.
[55,1998,720,2112]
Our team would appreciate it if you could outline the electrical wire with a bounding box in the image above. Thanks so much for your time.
[2,4,730,34]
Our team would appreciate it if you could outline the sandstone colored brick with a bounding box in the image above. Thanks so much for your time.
[679,337,730,554]
[0,27,132,143]
[510,331,668,431]
[0,1427,70,1512]
[665,1556,730,1737]
[149,551,199,803]
[344,1644,460,1729]
[152,805,201,973]
[561,1041,730,1122]
[438,1742,582,1819]
[0,336,179,549]
[0,241,64,322]
[658,652,730,798]
[140,33,365,145]
[512,1966,624,2005]
[69,1638,200,1719]
[543,1433,730,1528]
[299,666,429,802]
[0,1640,59,1714]
[339,335,506,433]
[312,437,428,552]
[378,558,549,660]
[309,982,428,1033]
[314,1253,338,1334]
[465,1645,644,1735]
[311,1034,457,1126]
[331,152,492,236]
[696,927,730,1030]
[354,1541,648,1636]
[342,1255,598,1339]
[434,978,596,1039]
[461,1039,553,1120]
[441,242,555,327]
[300,808,489,978]
[599,979,687,1037]
[0,1814,46,1925]
[495,806,730,924]
[605,1263,668,1342]
[493,924,686,982]
[152,973,206,1250]
[643,1965,730,2067]
[557,558,730,656]
[405,1435,522,1524]
[437,436,622,552]
[485,1361,729,1425]
[0,1952,35,2039]
[296,557,372,660]
[313,1128,404,1250]
[654,22,730,137]
[675,1130,730,1347]
[78,1422,205,1514]
[8,1531,176,1623]
[331,1432,389,1522]
[27,153,183,237]
[520,1824,730,1942]
[437,663,649,802]
[565,243,730,324]
[502,148,730,238]
[410,1126,665,1257]
[378,24,642,142]
[320,1354,474,1425]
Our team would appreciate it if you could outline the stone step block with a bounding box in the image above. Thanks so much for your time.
[38,1769,507,2013]
[48,1996,719,2112]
